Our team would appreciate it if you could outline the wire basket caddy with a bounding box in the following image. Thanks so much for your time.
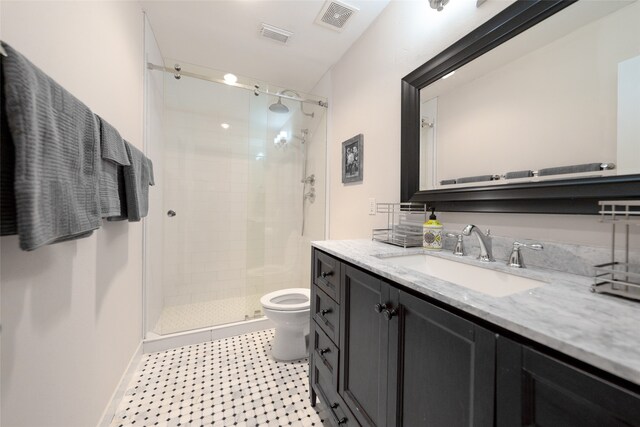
[592,200,640,300]
[372,202,427,248]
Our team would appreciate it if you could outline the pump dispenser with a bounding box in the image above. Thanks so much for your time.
[423,208,443,250]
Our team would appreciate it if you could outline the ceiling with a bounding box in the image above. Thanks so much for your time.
[141,0,390,94]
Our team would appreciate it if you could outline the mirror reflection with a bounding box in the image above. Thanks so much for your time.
[419,0,640,191]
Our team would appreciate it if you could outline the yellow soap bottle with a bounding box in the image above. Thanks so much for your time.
[423,208,443,250]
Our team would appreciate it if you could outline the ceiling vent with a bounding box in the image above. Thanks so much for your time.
[315,0,359,32]
[260,23,293,44]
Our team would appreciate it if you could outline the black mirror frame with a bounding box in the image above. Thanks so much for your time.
[401,0,640,214]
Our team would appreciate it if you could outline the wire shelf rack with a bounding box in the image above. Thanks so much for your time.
[372,202,427,248]
[591,200,640,301]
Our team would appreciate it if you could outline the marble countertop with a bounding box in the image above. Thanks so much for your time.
[312,239,640,385]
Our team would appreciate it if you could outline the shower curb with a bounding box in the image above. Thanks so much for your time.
[142,317,275,354]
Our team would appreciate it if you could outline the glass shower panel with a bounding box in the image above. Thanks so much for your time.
[144,60,327,337]
[155,72,256,335]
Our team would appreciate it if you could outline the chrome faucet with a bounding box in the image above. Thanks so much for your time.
[462,225,494,262]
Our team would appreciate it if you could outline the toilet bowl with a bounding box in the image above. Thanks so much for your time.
[260,288,311,361]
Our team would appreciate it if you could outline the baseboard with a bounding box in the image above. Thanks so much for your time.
[143,317,275,354]
[98,341,143,427]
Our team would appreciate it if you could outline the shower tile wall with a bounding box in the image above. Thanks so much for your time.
[150,70,326,335]
[162,108,251,313]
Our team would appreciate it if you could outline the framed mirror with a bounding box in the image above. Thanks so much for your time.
[401,0,640,214]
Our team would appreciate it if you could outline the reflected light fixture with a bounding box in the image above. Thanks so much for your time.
[429,0,449,12]
[221,123,230,129]
[441,70,455,79]
[223,73,237,84]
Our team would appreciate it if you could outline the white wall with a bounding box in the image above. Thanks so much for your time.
[0,2,145,426]
[327,0,632,247]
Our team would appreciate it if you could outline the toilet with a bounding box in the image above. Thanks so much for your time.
[260,288,311,361]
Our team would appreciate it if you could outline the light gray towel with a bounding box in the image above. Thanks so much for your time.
[538,163,602,177]
[505,170,534,179]
[109,141,154,222]
[2,42,100,250]
[96,115,130,218]
[456,175,494,184]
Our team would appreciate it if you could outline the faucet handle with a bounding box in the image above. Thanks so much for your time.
[509,241,544,268]
[445,233,464,256]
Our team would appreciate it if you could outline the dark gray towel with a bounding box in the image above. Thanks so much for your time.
[505,170,534,179]
[538,163,603,177]
[440,179,456,185]
[96,115,130,218]
[110,141,153,222]
[456,175,494,184]
[2,42,100,250]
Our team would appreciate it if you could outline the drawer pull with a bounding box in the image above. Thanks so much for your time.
[338,418,348,425]
[321,271,334,278]
[320,308,332,316]
[330,403,339,409]
[319,347,331,355]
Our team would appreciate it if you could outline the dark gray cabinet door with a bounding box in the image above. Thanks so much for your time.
[497,336,640,427]
[387,289,496,427]
[339,265,390,427]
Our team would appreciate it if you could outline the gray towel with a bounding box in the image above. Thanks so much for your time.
[456,175,495,184]
[505,170,533,179]
[1,42,100,250]
[110,141,154,222]
[538,163,603,177]
[96,115,130,218]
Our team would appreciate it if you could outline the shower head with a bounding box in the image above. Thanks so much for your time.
[269,97,289,114]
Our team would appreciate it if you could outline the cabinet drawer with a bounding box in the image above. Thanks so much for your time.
[314,250,341,302]
[312,326,339,389]
[313,287,340,344]
[312,363,356,427]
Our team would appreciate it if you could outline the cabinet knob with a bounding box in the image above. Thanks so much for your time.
[330,403,339,409]
[374,303,388,313]
[321,271,334,278]
[383,307,398,320]
[320,308,332,316]
[338,418,348,425]
[319,347,331,355]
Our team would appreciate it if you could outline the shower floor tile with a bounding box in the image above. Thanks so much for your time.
[110,329,330,427]
[154,295,264,335]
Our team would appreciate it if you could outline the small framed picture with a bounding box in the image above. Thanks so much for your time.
[342,134,363,184]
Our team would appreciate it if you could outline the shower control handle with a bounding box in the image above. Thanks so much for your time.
[321,271,333,279]
[167,210,176,217]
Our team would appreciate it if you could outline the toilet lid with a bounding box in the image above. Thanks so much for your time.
[260,288,310,311]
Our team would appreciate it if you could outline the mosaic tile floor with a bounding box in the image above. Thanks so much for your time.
[154,295,263,335]
[110,329,330,427]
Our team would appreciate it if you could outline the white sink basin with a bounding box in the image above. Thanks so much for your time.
[383,254,545,297]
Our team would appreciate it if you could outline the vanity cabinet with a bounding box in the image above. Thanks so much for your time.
[387,289,495,427]
[310,249,640,427]
[497,337,640,427]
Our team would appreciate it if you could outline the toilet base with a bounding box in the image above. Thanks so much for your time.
[270,325,309,361]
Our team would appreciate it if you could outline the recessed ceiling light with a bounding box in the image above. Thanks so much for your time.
[221,123,230,129]
[441,71,456,80]
[223,73,237,84]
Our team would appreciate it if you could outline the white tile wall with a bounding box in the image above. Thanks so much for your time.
[156,75,327,335]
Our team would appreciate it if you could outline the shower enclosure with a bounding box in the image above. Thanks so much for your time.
[144,60,327,337]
